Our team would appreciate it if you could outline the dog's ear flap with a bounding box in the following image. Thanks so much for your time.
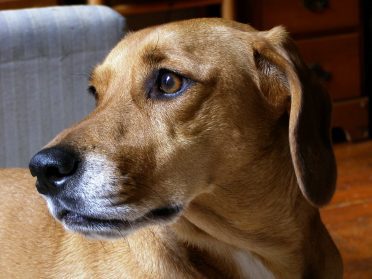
[252,26,336,207]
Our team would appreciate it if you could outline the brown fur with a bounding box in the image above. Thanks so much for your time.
[0,18,342,278]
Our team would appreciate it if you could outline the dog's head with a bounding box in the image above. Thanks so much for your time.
[29,19,336,239]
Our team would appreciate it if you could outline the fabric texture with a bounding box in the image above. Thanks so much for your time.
[0,5,126,167]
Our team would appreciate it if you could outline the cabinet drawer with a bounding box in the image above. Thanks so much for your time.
[332,98,368,141]
[296,33,361,101]
[250,0,359,34]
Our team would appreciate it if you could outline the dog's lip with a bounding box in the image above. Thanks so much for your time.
[58,204,183,233]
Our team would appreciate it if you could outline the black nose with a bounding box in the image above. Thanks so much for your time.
[29,147,79,195]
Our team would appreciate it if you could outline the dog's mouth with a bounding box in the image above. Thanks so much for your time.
[57,204,183,238]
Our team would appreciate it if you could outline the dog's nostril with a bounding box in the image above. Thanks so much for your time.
[44,164,74,185]
[29,146,79,194]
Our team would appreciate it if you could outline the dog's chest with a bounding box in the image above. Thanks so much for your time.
[233,250,275,278]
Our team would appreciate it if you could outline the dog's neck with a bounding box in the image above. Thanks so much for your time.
[171,191,303,277]
[170,151,339,278]
[171,215,278,278]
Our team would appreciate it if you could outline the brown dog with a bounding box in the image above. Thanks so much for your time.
[0,18,342,278]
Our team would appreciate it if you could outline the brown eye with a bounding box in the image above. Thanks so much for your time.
[159,72,183,94]
[148,69,191,99]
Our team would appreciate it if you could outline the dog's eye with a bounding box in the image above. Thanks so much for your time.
[148,69,191,99]
[159,72,183,95]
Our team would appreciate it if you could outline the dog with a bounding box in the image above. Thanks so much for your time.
[0,18,342,278]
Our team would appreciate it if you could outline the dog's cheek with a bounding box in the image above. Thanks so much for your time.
[111,144,166,201]
[158,140,218,201]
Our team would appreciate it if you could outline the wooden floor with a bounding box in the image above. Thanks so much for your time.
[321,140,372,278]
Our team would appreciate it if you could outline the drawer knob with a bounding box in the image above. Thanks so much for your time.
[309,63,332,82]
[303,0,329,12]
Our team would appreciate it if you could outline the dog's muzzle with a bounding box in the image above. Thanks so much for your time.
[29,146,183,239]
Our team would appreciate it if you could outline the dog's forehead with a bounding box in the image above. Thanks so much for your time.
[91,19,259,89]
[104,19,255,65]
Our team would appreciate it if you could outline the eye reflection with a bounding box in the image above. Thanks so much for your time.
[159,72,183,94]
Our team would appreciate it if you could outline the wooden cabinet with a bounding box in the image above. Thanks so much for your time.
[247,0,359,35]
[246,0,368,141]
[333,98,369,141]
[0,0,57,10]
[296,33,361,101]
[88,0,235,20]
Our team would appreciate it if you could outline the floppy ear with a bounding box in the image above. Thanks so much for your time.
[252,26,336,207]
